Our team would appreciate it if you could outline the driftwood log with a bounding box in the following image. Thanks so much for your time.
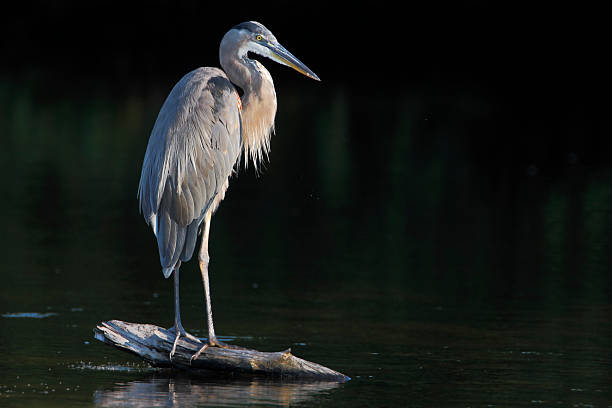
[94,320,350,381]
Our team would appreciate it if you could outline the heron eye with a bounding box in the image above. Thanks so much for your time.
[256,34,263,41]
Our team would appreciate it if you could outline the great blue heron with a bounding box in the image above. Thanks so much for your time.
[137,21,319,360]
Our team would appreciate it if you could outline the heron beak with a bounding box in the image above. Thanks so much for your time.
[266,42,320,81]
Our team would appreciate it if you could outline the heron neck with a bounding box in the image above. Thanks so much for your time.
[223,56,277,168]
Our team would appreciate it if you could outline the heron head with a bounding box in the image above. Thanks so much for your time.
[227,21,320,81]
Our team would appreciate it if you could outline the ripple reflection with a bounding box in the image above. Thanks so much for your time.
[94,374,343,407]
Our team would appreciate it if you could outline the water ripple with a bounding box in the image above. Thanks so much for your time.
[2,312,58,319]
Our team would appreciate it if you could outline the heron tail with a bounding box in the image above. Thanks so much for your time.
[162,266,174,279]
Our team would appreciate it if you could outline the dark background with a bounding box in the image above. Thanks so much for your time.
[2,1,611,299]
[1,2,612,406]
[2,1,608,169]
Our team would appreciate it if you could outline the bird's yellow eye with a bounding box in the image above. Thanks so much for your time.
[256,35,263,41]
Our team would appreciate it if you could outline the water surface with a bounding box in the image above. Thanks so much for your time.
[1,79,611,407]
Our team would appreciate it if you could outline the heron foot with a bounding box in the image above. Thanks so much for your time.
[169,326,185,360]
[190,338,231,362]
[168,325,199,360]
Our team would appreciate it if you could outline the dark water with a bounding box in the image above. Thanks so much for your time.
[1,77,611,407]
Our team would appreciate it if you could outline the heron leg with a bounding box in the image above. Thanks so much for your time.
[169,262,186,359]
[191,209,228,362]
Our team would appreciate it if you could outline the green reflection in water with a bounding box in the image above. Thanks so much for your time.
[315,87,350,207]
[1,78,611,407]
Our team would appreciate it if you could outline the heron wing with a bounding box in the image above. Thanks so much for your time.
[138,67,242,277]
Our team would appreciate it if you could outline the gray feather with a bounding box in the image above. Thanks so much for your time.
[138,67,242,277]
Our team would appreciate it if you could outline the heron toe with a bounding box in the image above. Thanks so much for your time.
[190,337,232,362]
[168,324,200,360]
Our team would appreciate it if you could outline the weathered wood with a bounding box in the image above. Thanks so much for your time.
[94,320,350,382]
